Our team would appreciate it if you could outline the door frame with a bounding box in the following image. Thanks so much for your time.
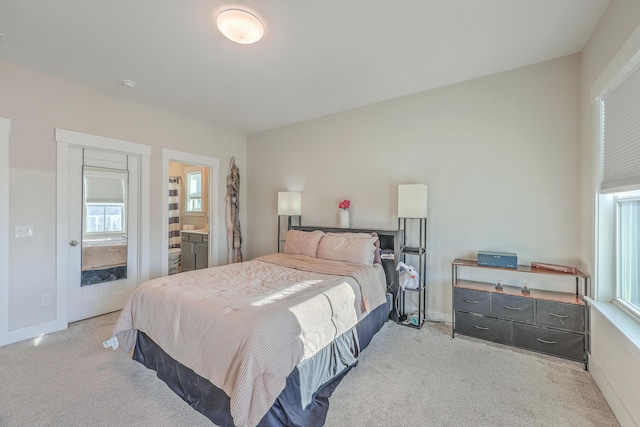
[0,117,10,346]
[161,149,220,275]
[56,128,150,329]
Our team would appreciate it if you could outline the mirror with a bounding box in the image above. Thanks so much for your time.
[81,166,128,286]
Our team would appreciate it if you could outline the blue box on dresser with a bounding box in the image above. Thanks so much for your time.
[477,251,517,269]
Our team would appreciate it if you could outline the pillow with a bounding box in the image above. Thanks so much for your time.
[371,232,382,265]
[317,233,377,265]
[283,230,325,258]
[327,232,382,264]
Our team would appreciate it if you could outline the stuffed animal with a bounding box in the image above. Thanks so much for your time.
[396,261,419,290]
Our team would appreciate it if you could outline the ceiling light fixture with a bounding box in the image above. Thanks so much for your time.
[121,79,136,89]
[216,9,264,44]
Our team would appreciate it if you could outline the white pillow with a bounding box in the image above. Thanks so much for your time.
[317,233,377,265]
[283,230,325,258]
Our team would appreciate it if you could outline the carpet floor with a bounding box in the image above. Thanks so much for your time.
[0,312,619,426]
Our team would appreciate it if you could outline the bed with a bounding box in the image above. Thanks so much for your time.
[110,228,394,427]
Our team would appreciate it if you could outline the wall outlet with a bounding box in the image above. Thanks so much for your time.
[42,293,52,306]
[15,225,34,238]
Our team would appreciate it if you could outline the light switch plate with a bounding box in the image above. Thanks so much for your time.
[15,225,34,238]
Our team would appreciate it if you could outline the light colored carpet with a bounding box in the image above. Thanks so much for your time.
[0,312,618,427]
[326,321,618,427]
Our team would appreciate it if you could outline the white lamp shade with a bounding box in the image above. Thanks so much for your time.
[398,184,428,218]
[278,192,301,215]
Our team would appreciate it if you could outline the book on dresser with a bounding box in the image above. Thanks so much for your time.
[451,258,590,370]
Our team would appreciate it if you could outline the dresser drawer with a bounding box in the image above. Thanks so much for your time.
[492,293,534,323]
[454,288,491,316]
[455,311,512,345]
[513,323,584,362]
[182,232,204,243]
[536,300,584,332]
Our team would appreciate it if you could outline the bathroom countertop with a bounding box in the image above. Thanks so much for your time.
[182,229,208,235]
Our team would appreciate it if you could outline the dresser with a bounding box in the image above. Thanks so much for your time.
[452,259,589,369]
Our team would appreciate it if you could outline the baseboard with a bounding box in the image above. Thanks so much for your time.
[426,310,449,324]
[1,319,67,347]
[589,353,638,427]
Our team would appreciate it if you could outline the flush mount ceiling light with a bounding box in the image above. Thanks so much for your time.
[216,9,264,44]
[121,79,136,89]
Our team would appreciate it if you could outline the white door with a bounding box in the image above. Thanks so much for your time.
[67,147,139,322]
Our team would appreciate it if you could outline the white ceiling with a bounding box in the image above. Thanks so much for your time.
[0,0,610,134]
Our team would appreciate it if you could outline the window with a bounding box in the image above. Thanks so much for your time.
[83,166,128,237]
[597,54,640,321]
[615,191,640,316]
[186,170,202,212]
[181,165,208,217]
[85,204,125,233]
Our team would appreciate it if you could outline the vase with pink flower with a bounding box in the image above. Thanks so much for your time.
[338,199,350,228]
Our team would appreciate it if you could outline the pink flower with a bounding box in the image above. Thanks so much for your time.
[338,199,351,210]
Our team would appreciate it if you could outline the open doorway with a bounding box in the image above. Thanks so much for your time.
[161,149,220,277]
[168,161,210,274]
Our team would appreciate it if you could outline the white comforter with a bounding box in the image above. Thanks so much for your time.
[112,253,387,427]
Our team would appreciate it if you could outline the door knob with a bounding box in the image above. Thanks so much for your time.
[69,240,78,246]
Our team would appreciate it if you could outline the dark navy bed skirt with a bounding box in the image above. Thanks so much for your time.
[132,293,392,427]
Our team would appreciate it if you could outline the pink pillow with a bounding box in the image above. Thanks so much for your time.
[326,232,382,264]
[283,230,325,258]
[371,232,382,264]
[317,233,377,265]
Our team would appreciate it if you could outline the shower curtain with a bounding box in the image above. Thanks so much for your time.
[169,177,181,249]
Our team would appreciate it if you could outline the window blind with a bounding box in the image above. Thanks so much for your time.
[601,64,640,192]
[83,167,127,204]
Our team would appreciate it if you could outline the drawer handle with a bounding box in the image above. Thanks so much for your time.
[503,306,521,310]
[536,338,556,345]
[549,312,569,319]
[473,325,489,331]
[463,299,479,304]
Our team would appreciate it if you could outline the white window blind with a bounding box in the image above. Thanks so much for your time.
[601,64,640,192]
[83,167,127,204]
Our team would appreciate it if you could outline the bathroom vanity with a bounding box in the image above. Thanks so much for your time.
[181,230,209,271]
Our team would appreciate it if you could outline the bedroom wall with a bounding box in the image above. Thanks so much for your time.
[0,60,246,335]
[579,0,640,425]
[246,54,581,321]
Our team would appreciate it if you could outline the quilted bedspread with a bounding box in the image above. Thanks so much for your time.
[112,253,386,427]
